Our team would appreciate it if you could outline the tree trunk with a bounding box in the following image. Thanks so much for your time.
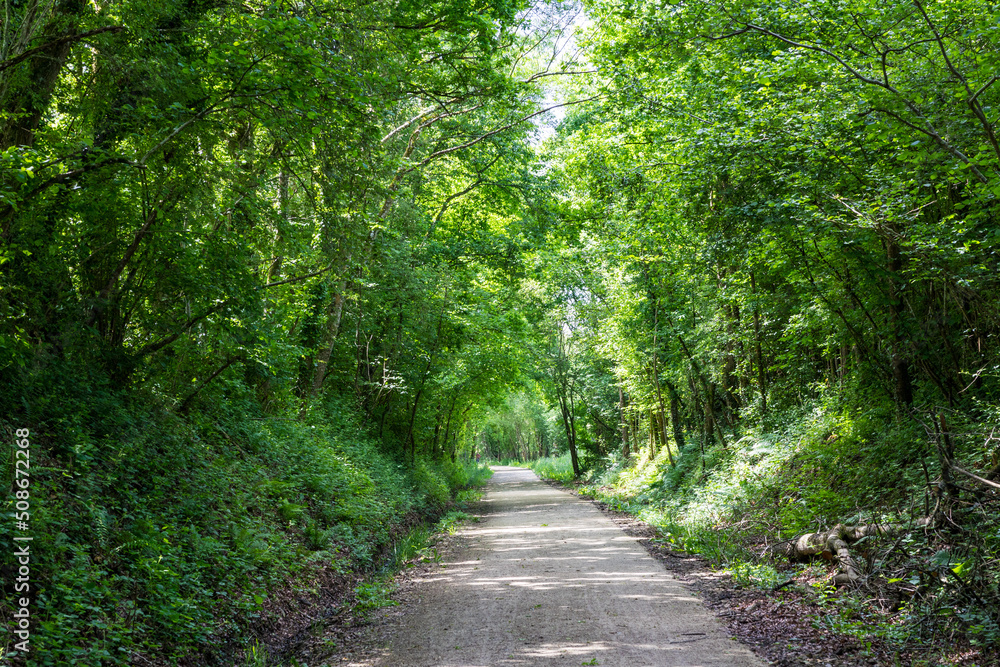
[306,285,346,404]
[559,393,580,476]
[722,299,741,417]
[773,520,930,586]
[704,384,716,446]
[619,387,630,459]
[1,0,83,150]
[667,386,685,451]
[402,291,449,458]
[644,408,653,456]
[441,391,458,457]
[431,402,443,456]
[750,271,768,415]
[660,410,675,464]
[649,296,675,464]
[935,413,959,499]
[268,169,289,279]
[554,328,580,477]
[886,234,913,405]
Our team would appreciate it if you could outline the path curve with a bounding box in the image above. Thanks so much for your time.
[372,466,765,666]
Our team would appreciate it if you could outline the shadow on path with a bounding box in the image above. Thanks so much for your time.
[368,466,765,667]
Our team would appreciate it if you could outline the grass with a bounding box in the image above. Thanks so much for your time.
[352,577,400,618]
[436,510,476,534]
[526,453,576,482]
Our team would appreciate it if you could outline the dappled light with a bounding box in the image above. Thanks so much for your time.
[370,467,761,666]
[4,0,999,662]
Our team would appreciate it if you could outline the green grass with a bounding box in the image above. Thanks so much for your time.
[527,453,576,482]
[435,510,476,534]
[352,577,400,618]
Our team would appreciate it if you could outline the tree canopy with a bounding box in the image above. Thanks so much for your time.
[2,0,1000,662]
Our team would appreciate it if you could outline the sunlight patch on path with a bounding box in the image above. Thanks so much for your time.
[371,466,764,667]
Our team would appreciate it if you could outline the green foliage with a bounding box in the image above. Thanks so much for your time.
[352,578,400,617]
[461,462,495,489]
[554,386,1000,659]
[476,388,557,461]
[0,365,484,663]
[6,0,1000,661]
[412,461,452,513]
[435,510,476,535]
[0,0,565,658]
[528,454,577,483]
[243,641,269,667]
[726,562,784,590]
[387,526,432,571]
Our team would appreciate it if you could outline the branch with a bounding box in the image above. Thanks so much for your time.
[971,76,998,105]
[137,56,268,165]
[702,27,751,40]
[418,102,487,131]
[0,26,124,73]
[430,153,503,225]
[94,209,158,303]
[1,156,135,239]
[738,22,888,89]
[912,0,1000,163]
[176,355,246,414]
[715,9,999,176]
[381,107,436,143]
[261,261,339,288]
[409,96,600,171]
[520,69,597,85]
[589,407,618,436]
[131,300,230,359]
[128,260,342,361]
[869,107,989,184]
[84,186,185,328]
[950,463,1000,490]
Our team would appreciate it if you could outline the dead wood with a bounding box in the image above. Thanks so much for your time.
[772,519,932,585]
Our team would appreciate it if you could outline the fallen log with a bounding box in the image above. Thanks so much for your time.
[772,519,932,585]
[767,422,997,587]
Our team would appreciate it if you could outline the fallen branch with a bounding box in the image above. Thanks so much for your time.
[950,464,1000,490]
[772,520,932,585]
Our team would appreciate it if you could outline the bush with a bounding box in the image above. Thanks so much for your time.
[412,461,450,512]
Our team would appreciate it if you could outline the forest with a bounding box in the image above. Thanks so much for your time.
[1,0,999,664]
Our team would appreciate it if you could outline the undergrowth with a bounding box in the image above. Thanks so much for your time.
[525,453,576,482]
[344,507,481,631]
[531,392,1000,664]
[0,362,492,665]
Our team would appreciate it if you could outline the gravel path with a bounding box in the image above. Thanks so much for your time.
[369,466,765,667]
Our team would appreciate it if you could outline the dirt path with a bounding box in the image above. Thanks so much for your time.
[365,466,765,667]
